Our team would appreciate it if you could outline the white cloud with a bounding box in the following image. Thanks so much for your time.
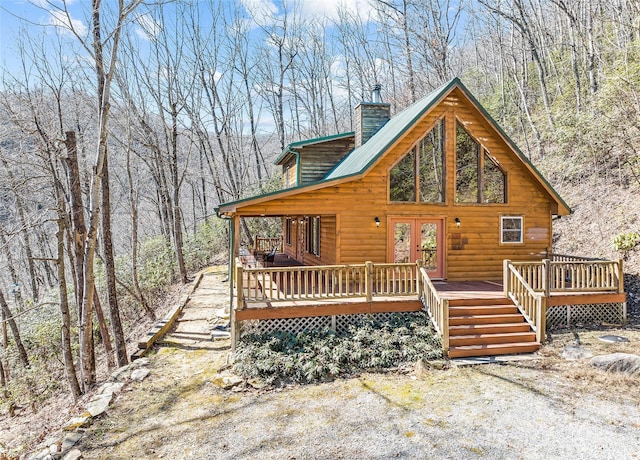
[294,0,375,22]
[48,9,87,37]
[240,0,279,19]
[241,0,375,26]
[135,13,161,41]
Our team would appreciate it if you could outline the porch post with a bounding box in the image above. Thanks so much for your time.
[230,215,241,351]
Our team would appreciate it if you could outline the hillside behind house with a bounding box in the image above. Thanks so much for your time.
[1,1,640,457]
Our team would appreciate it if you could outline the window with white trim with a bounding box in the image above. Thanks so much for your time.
[501,216,523,243]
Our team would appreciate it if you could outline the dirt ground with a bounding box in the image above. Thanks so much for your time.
[72,269,640,460]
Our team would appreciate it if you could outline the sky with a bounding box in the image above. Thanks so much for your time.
[0,0,379,92]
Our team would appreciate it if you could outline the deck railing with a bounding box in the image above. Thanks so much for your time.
[418,266,449,354]
[254,236,283,254]
[509,258,623,294]
[236,261,419,306]
[504,261,545,342]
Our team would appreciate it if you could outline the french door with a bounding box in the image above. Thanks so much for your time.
[388,218,444,279]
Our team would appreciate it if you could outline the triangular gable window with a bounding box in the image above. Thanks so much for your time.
[456,122,506,203]
[390,118,445,203]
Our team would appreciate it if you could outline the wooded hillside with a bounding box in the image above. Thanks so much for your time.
[0,0,639,438]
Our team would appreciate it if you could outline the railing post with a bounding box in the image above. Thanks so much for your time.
[536,296,547,343]
[365,261,373,302]
[542,259,551,297]
[441,299,449,356]
[236,265,244,310]
[503,259,511,297]
[617,258,625,293]
[416,261,423,297]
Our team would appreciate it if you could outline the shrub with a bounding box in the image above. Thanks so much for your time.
[611,232,640,252]
[233,313,442,385]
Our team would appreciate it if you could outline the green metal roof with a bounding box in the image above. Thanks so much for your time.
[218,77,570,216]
[324,79,456,180]
[273,131,355,165]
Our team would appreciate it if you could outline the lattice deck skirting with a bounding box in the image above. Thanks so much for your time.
[546,302,625,329]
[240,312,421,337]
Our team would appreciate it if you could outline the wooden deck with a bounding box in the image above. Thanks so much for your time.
[237,279,625,321]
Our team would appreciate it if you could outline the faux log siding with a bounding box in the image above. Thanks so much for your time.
[298,139,354,185]
[282,158,297,188]
[239,87,556,280]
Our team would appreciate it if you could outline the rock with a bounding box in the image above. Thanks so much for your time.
[561,345,593,360]
[590,353,640,377]
[61,432,83,451]
[130,368,150,381]
[211,374,243,389]
[414,358,446,376]
[63,414,92,431]
[211,330,231,340]
[29,448,52,460]
[110,365,131,382]
[598,334,630,343]
[248,378,267,390]
[97,382,125,396]
[130,357,151,368]
[62,448,83,460]
[85,393,113,417]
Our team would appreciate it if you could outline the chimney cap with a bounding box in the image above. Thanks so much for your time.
[372,84,382,103]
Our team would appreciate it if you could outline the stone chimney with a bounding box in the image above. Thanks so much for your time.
[355,84,391,147]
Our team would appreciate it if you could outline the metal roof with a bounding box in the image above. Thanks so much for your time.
[218,77,570,216]
[324,79,456,180]
[273,131,355,165]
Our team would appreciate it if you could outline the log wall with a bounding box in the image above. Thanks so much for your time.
[239,88,557,281]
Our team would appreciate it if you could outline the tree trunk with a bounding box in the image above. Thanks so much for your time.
[101,154,128,366]
[62,131,87,317]
[92,290,115,369]
[0,157,39,302]
[55,212,81,400]
[0,289,29,367]
[126,145,155,320]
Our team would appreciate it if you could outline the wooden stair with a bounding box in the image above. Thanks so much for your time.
[447,298,540,359]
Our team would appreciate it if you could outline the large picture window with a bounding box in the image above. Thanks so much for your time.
[456,122,506,203]
[501,216,523,243]
[390,119,445,203]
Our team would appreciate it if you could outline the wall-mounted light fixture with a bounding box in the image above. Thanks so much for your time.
[455,217,461,228]
[374,216,380,228]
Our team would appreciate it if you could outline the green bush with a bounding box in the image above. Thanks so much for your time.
[233,313,442,385]
[611,232,640,252]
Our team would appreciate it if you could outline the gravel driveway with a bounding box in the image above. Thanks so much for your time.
[78,270,640,459]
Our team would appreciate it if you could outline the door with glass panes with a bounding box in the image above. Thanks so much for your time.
[388,218,444,279]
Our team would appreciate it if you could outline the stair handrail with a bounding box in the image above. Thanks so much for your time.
[504,261,546,343]
[418,266,449,355]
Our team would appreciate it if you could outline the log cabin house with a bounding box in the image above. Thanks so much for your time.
[216,78,626,358]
